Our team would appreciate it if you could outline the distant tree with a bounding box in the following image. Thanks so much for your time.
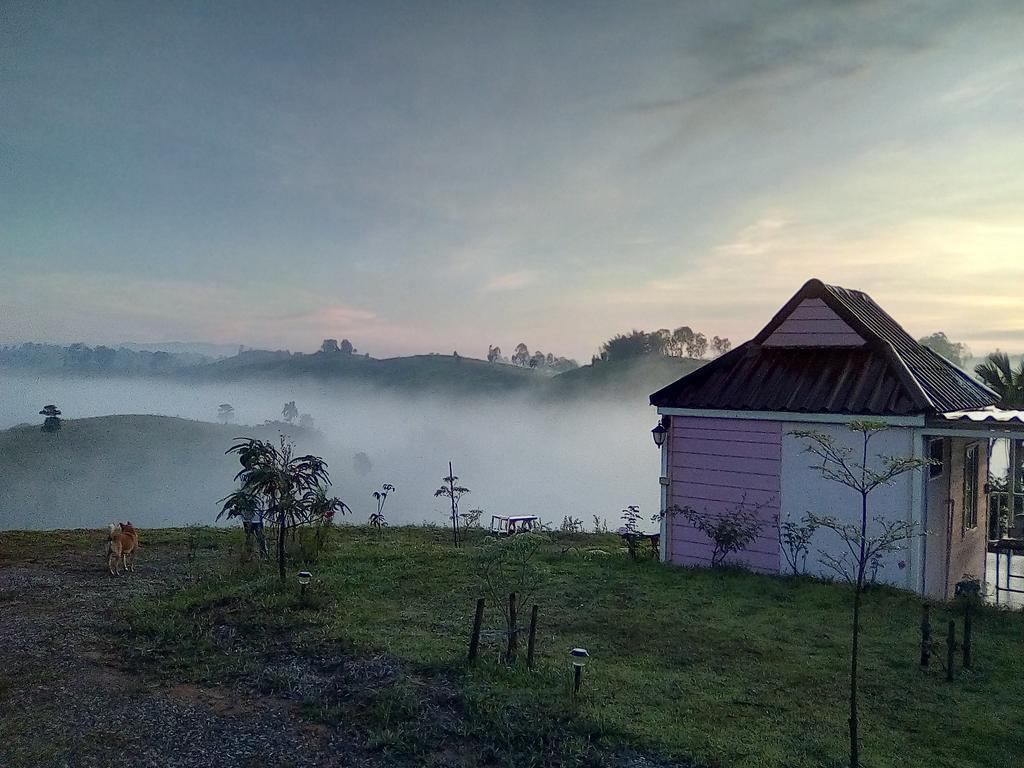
[601,330,658,361]
[487,345,502,363]
[282,401,299,424]
[435,463,470,547]
[919,332,970,367]
[39,404,62,434]
[339,339,355,355]
[975,352,1024,408]
[298,413,314,430]
[686,332,708,359]
[353,451,372,476]
[220,436,348,582]
[670,326,694,357]
[513,343,530,367]
[545,352,554,367]
[94,345,117,371]
[529,351,545,369]
[217,404,235,423]
[320,339,339,354]
[711,336,733,357]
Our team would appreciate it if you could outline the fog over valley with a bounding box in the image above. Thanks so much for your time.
[0,373,659,531]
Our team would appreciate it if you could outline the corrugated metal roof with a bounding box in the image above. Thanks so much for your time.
[651,279,999,416]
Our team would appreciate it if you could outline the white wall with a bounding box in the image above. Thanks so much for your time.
[781,423,918,590]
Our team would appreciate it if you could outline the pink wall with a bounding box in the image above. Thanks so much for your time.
[666,416,782,573]
[762,297,864,347]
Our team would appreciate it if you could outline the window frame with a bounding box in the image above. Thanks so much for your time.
[963,442,980,533]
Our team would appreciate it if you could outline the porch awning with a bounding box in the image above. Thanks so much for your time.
[940,408,1024,424]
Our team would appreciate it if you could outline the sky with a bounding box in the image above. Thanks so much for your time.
[3,1,1024,361]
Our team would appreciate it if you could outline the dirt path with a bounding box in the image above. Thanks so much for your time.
[0,538,382,768]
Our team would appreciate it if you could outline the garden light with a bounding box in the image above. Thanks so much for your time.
[570,647,589,696]
[297,570,312,600]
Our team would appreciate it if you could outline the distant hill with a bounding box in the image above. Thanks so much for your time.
[545,355,706,403]
[182,349,705,401]
[0,415,322,530]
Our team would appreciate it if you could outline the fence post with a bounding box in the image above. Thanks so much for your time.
[506,592,517,663]
[527,604,539,670]
[468,597,485,664]
[963,602,973,670]
[946,620,956,681]
[919,603,931,667]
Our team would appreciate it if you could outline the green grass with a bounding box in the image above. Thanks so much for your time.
[37,526,1024,766]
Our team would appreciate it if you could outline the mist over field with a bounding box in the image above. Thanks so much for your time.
[0,373,659,531]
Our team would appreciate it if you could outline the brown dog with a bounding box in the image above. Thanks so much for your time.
[107,522,139,576]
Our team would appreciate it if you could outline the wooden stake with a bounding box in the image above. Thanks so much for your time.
[920,603,931,667]
[526,604,539,670]
[963,602,972,670]
[946,620,956,681]
[506,592,517,663]
[468,597,485,663]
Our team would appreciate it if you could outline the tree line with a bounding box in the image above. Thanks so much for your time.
[486,343,579,372]
[594,327,732,363]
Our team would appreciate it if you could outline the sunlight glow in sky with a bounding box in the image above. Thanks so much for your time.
[3,1,1023,359]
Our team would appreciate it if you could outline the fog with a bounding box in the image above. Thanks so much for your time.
[0,373,659,532]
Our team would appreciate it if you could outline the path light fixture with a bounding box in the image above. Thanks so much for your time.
[297,570,312,600]
[570,647,590,696]
[651,419,667,448]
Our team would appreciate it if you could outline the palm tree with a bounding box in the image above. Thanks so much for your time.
[221,437,346,582]
[975,352,1024,408]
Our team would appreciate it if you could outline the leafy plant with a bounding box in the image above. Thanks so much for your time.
[793,421,933,768]
[780,515,819,575]
[476,532,546,663]
[434,463,470,547]
[561,516,584,533]
[660,499,767,567]
[370,483,395,539]
[39,404,62,434]
[460,508,484,529]
[220,436,349,582]
[592,515,609,534]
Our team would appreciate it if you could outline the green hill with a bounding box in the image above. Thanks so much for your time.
[183,350,704,402]
[545,354,705,402]
[0,415,322,530]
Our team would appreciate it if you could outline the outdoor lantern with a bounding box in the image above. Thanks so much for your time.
[651,420,668,448]
[297,570,312,600]
[570,647,590,697]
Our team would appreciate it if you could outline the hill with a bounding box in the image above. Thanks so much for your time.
[0,415,323,530]
[545,354,705,402]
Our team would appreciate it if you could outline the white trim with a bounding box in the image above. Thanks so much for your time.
[909,429,925,594]
[659,438,668,562]
[921,427,1024,440]
[655,407,924,427]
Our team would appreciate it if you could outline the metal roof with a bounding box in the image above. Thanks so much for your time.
[651,279,1000,416]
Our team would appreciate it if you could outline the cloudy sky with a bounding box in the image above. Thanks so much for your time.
[4,1,1024,360]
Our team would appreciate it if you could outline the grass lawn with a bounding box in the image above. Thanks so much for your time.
[99,526,1024,766]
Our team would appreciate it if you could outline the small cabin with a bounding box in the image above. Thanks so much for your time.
[650,278,1024,601]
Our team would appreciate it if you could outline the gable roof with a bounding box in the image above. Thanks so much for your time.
[650,278,998,416]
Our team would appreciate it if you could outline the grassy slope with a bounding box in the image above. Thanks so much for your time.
[0,416,321,529]
[183,350,706,402]
[82,526,1024,768]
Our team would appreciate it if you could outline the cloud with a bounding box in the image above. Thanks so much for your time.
[482,270,541,293]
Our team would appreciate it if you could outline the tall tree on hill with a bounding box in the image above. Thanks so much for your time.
[339,339,355,355]
[487,345,502,363]
[919,332,970,367]
[685,332,708,358]
[282,401,299,423]
[670,326,694,357]
[602,330,663,360]
[975,352,1024,408]
[217,403,235,423]
[39,404,62,434]
[513,343,530,367]
[711,336,732,357]
[321,339,339,354]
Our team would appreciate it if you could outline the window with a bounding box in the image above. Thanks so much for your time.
[963,443,979,532]
[928,438,944,479]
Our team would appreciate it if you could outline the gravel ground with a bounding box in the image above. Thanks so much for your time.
[0,540,385,768]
